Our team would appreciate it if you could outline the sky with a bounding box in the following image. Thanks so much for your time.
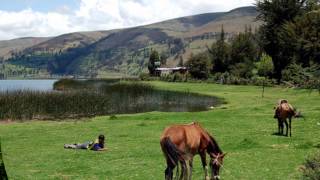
[0,0,255,40]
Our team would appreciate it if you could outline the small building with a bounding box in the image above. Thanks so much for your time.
[155,67,187,76]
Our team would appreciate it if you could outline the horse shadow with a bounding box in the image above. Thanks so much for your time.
[271,132,287,137]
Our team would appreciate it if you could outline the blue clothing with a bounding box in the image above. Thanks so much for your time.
[91,143,104,151]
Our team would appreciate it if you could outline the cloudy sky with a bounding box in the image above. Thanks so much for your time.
[0,0,255,40]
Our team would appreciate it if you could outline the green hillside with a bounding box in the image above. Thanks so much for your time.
[0,6,260,78]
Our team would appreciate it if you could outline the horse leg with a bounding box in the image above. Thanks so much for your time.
[188,158,193,180]
[277,118,281,135]
[165,158,175,180]
[284,119,289,137]
[289,117,292,137]
[280,119,284,135]
[200,152,209,180]
[179,160,188,180]
[165,166,173,180]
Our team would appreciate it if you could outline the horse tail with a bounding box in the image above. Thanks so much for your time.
[161,137,182,167]
[294,111,306,120]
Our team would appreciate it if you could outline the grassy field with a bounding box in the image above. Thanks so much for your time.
[0,81,319,179]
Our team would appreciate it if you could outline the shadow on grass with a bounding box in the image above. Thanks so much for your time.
[271,132,288,137]
[0,139,8,180]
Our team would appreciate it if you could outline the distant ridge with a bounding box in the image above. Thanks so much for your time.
[1,6,260,77]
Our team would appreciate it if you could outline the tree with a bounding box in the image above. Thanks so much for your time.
[256,0,305,83]
[148,50,160,75]
[178,56,184,67]
[186,53,211,79]
[305,0,320,11]
[257,53,274,77]
[160,51,168,66]
[208,25,230,73]
[281,8,320,67]
[256,53,274,97]
[229,27,259,78]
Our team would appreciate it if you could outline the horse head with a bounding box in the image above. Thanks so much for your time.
[209,153,226,180]
[274,105,280,119]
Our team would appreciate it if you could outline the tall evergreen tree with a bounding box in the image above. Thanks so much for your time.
[281,7,320,66]
[208,25,230,73]
[148,50,160,75]
[256,0,305,83]
[229,27,259,78]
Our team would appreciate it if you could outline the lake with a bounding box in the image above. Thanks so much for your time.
[0,80,57,92]
[0,80,224,120]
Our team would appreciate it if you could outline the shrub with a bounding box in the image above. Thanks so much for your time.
[139,73,159,81]
[211,72,250,85]
[139,73,151,81]
[282,63,320,91]
[282,63,309,86]
[250,76,276,86]
[301,152,320,179]
[186,53,211,79]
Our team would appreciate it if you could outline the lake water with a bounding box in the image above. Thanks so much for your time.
[0,80,224,120]
[0,80,57,92]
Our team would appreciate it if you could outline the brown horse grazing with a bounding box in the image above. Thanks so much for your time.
[274,99,296,137]
[160,122,226,180]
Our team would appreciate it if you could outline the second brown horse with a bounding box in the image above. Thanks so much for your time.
[160,122,225,180]
[274,99,296,137]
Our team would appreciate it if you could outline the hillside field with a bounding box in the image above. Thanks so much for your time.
[0,81,319,179]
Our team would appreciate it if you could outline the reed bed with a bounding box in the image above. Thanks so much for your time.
[0,82,223,121]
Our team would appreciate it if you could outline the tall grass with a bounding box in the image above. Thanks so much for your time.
[0,82,223,121]
[53,78,120,90]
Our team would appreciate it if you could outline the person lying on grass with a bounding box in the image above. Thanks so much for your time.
[64,134,107,151]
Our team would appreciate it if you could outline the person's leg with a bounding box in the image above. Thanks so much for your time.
[75,142,91,149]
[64,141,92,149]
[64,144,77,149]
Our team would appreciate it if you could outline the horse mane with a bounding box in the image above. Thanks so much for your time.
[207,135,223,154]
[191,122,223,154]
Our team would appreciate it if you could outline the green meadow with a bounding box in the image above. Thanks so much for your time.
[0,81,320,179]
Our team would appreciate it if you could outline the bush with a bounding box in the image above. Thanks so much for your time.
[210,72,250,85]
[229,62,254,79]
[186,53,211,79]
[282,63,309,86]
[139,73,159,81]
[301,152,320,179]
[250,76,276,86]
[139,73,151,81]
[282,63,320,91]
[160,73,187,82]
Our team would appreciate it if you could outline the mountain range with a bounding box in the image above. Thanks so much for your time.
[0,6,260,77]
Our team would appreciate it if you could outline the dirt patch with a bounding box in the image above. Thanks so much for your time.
[270,144,289,149]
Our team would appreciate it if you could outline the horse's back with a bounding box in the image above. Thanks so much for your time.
[160,123,202,153]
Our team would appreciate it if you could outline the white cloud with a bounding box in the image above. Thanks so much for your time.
[0,0,255,40]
